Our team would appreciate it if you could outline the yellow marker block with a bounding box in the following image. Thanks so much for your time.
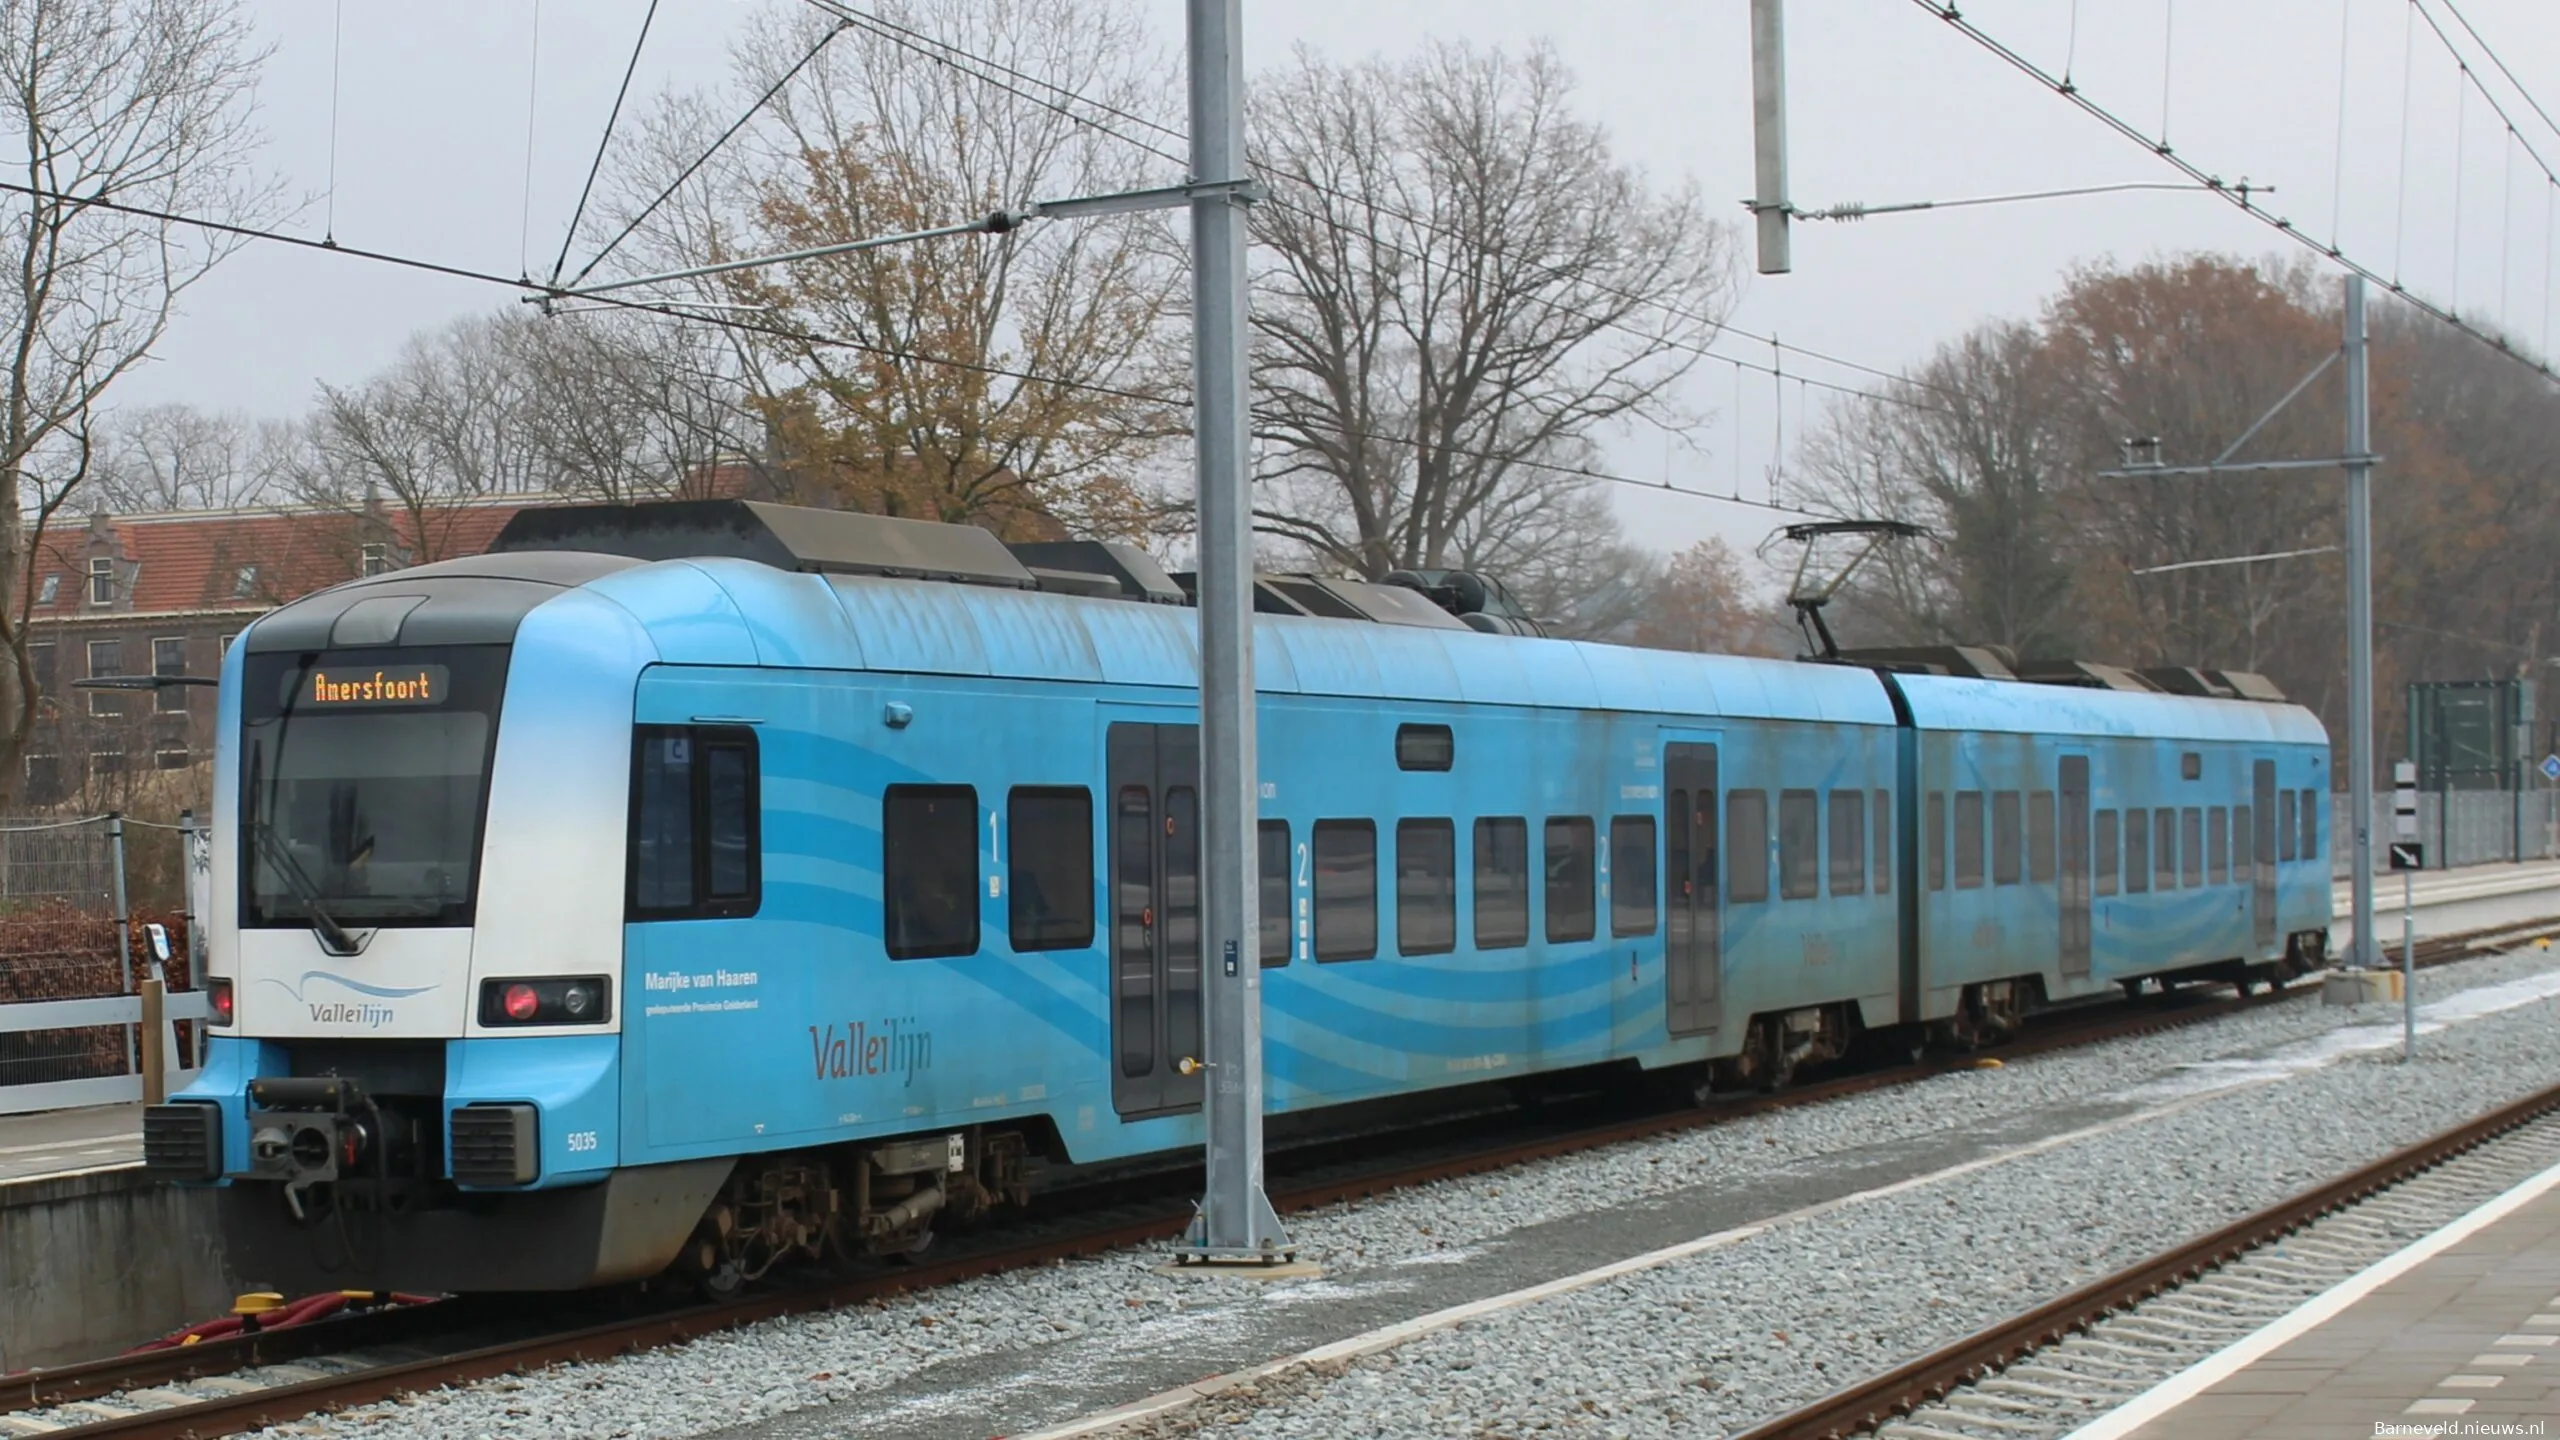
[1971,1058,2004,1070]
[230,1292,284,1317]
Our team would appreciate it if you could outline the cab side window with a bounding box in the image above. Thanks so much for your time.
[628,725,760,920]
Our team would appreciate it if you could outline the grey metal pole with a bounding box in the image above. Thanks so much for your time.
[106,811,136,1073]
[2402,866,2415,1060]
[1749,0,1792,274]
[1177,0,1290,1263]
[179,808,204,1066]
[2344,275,2377,972]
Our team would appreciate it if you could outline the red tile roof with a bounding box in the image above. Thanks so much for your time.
[23,462,836,619]
[27,497,541,618]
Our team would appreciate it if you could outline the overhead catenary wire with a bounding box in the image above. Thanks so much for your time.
[549,0,661,287]
[563,18,851,291]
[2437,0,2560,145]
[0,167,1834,527]
[1911,0,2560,382]
[516,0,542,279]
[2396,0,2417,279]
[2332,0,2353,252]
[324,0,344,243]
[788,0,1959,416]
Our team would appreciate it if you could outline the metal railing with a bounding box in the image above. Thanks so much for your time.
[0,811,209,1115]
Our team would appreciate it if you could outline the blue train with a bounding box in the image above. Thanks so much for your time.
[143,500,2332,1293]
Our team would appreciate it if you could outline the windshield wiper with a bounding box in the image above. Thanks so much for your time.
[248,818,360,955]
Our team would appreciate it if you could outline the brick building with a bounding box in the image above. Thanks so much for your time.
[20,495,537,803]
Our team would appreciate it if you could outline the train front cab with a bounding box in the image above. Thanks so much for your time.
[146,558,744,1294]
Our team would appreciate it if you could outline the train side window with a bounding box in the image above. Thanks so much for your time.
[1828,790,1865,896]
[2124,808,2151,893]
[2027,790,2056,883]
[1728,791,1770,904]
[2181,752,2202,781]
[628,725,760,920]
[884,784,978,959]
[1259,821,1291,965]
[1778,790,1820,900]
[2277,791,2297,861]
[1545,817,1597,941]
[2208,806,2230,884]
[2094,810,2120,896]
[1396,724,1454,772]
[1926,791,1946,891]
[2299,788,2319,859]
[1873,789,1893,894]
[1953,790,1985,889]
[1007,787,1093,951]
[1397,819,1457,957]
[1473,817,1531,949]
[2234,804,2253,872]
[2153,807,2177,889]
[2181,807,2204,888]
[1991,791,2022,886]
[1611,815,1659,937]
[1313,819,1377,961]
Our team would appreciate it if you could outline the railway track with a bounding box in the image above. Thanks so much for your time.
[1734,1071,2560,1440]
[12,913,2556,1440]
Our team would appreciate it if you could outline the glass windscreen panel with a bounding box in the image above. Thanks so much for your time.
[240,646,509,927]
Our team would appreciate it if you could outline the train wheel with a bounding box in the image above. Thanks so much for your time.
[678,1235,747,1300]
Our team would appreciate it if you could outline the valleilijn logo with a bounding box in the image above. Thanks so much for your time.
[809,1018,932,1088]
[255,971,435,1030]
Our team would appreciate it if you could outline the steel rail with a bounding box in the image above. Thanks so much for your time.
[28,912,2560,1438]
[1731,1078,2560,1440]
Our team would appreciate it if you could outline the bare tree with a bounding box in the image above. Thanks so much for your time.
[280,315,547,566]
[88,403,279,511]
[0,0,281,800]
[1246,39,1734,586]
[1798,322,2081,656]
[582,0,1184,538]
[509,311,760,502]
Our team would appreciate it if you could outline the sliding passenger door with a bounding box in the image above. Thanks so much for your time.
[1664,741,1722,1037]
[2058,755,2091,978]
[2251,758,2279,951]
[1108,721,1204,1118]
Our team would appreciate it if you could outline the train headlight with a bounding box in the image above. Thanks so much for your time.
[207,978,234,1027]
[477,976,612,1027]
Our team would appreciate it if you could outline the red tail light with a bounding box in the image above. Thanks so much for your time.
[478,976,612,1027]
[502,984,541,1021]
[208,978,235,1027]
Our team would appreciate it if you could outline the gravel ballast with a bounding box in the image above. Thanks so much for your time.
[246,944,2560,1440]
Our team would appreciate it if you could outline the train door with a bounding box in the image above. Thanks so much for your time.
[2058,755,2091,978]
[2251,758,2278,951]
[1663,741,1722,1037]
[1108,721,1204,1118]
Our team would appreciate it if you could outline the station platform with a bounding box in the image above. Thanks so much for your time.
[2068,1161,2560,1438]
[0,1101,140,1183]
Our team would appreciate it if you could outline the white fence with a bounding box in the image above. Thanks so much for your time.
[0,812,209,1115]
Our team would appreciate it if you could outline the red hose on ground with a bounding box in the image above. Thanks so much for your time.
[124,1290,438,1352]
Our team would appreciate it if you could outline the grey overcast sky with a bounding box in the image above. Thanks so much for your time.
[116,1,2560,560]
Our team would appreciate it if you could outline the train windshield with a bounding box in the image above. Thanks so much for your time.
[239,646,511,929]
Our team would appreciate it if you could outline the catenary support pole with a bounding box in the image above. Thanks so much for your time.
[1750,0,1792,274]
[2344,274,2377,975]
[1177,0,1291,1263]
[107,811,136,1073]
